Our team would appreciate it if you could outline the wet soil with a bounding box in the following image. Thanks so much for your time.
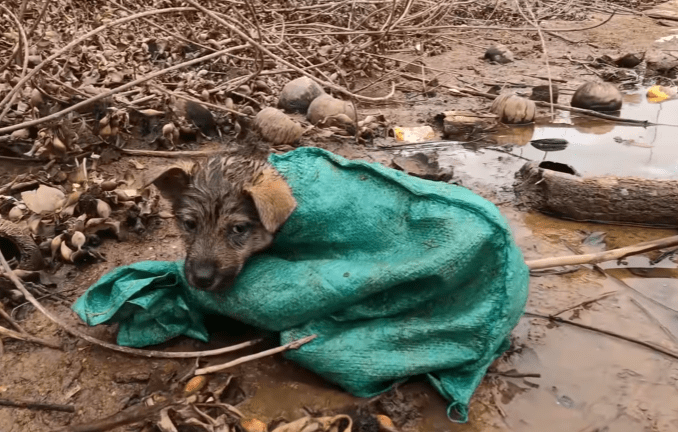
[4,10,678,432]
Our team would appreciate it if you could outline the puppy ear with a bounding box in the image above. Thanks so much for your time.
[143,161,195,208]
[245,168,297,233]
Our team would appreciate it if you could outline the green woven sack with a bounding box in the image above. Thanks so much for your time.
[73,147,529,422]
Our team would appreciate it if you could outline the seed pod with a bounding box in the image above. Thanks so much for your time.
[8,206,24,222]
[100,180,119,191]
[63,191,82,209]
[51,234,63,259]
[10,128,30,140]
[71,231,86,249]
[183,376,207,396]
[60,241,74,262]
[60,204,76,218]
[112,189,134,202]
[52,136,67,154]
[96,199,112,218]
[30,88,44,107]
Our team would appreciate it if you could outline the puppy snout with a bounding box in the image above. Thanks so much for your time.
[190,261,218,289]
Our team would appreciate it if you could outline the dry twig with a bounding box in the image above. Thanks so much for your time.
[0,324,61,349]
[0,44,248,135]
[525,235,678,270]
[0,398,75,413]
[184,0,396,102]
[524,312,678,361]
[515,0,555,119]
[0,7,197,123]
[195,334,318,375]
[0,250,262,359]
[0,4,30,123]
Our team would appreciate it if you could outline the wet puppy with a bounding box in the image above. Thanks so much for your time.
[144,137,297,291]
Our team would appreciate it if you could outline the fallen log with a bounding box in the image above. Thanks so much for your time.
[514,161,678,227]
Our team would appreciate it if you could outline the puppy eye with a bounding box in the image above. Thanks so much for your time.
[183,219,197,231]
[232,224,249,234]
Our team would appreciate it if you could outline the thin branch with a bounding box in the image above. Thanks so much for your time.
[550,291,617,317]
[0,398,74,413]
[0,7,197,120]
[0,304,28,334]
[285,10,617,36]
[26,0,51,38]
[0,249,263,358]
[52,398,178,432]
[525,234,678,270]
[121,149,226,158]
[0,324,61,349]
[487,371,541,379]
[0,44,248,135]
[195,334,318,375]
[183,0,396,102]
[629,297,678,344]
[524,312,678,361]
[516,0,555,119]
[0,4,30,123]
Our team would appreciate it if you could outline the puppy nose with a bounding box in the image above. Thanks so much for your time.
[192,262,217,289]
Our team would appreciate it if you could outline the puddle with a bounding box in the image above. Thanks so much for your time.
[497,88,678,179]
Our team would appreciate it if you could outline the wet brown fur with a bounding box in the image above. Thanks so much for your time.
[144,134,297,291]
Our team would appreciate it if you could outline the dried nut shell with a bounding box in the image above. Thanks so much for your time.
[8,206,24,222]
[113,190,134,202]
[571,82,623,112]
[96,199,112,218]
[162,122,176,137]
[71,231,86,249]
[254,107,304,145]
[307,94,356,125]
[100,180,119,191]
[63,191,82,209]
[490,94,536,124]
[99,124,112,137]
[183,376,207,396]
[241,418,268,432]
[10,128,30,140]
[484,44,514,64]
[278,76,325,114]
[30,88,44,107]
[52,136,68,153]
[51,234,63,258]
[60,241,74,262]
[74,214,87,233]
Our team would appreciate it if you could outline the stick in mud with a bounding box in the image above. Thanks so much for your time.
[0,398,75,413]
[195,334,318,375]
[0,250,264,359]
[524,235,678,270]
[523,312,678,362]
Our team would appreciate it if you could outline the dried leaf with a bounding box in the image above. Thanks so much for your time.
[21,185,66,214]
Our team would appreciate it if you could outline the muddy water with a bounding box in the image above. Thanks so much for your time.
[499,89,678,178]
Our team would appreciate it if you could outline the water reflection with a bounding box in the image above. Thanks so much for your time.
[496,89,678,179]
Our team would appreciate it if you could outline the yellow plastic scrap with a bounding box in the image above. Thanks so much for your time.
[647,85,677,103]
[393,126,435,143]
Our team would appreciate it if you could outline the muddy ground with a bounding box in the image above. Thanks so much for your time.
[3,5,678,432]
